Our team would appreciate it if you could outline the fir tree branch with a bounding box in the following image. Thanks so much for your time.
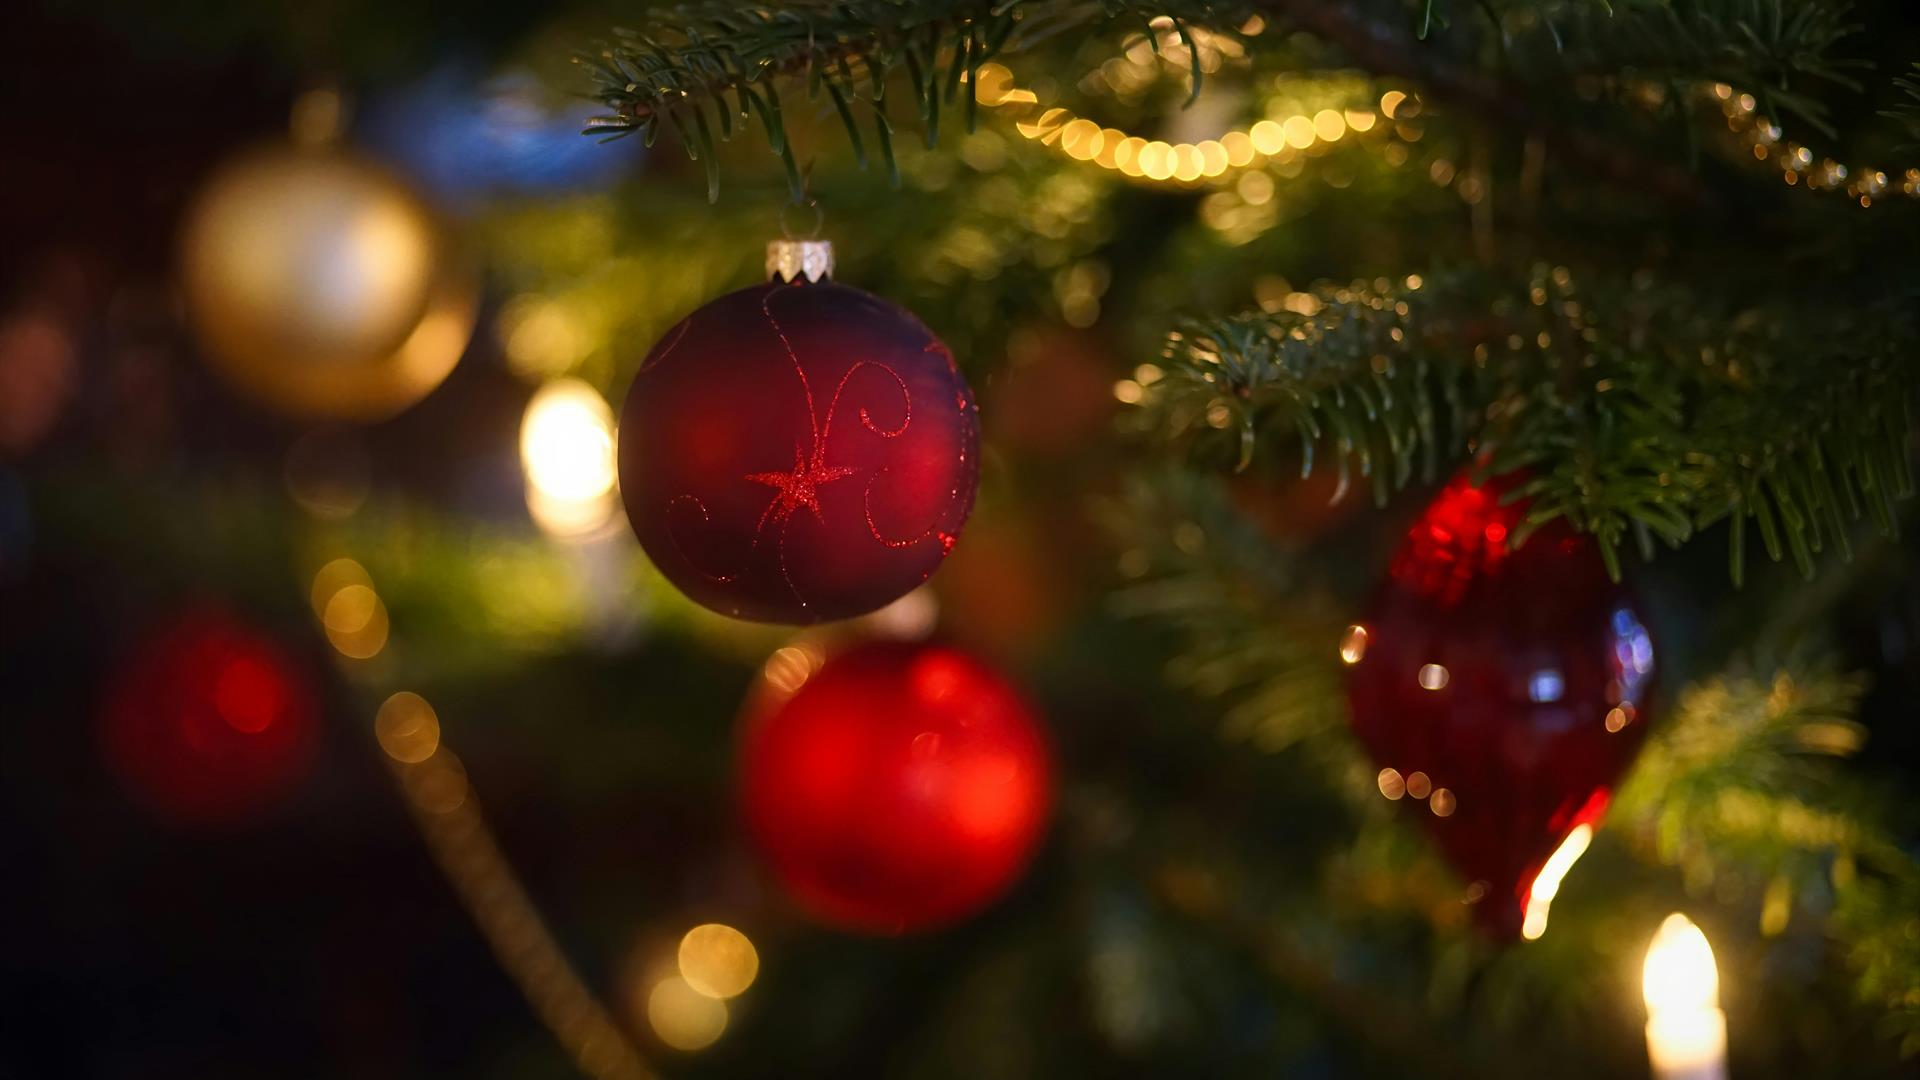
[1883,62,1920,145]
[578,0,1868,206]
[1104,470,1353,756]
[1111,481,1920,1054]
[577,1,1250,200]
[1612,666,1920,1055]
[1474,0,1867,135]
[1251,0,1713,203]
[1135,267,1918,583]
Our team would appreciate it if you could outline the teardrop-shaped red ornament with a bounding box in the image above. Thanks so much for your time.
[1342,471,1656,938]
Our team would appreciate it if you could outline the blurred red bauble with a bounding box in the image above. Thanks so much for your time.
[1342,472,1656,938]
[99,608,320,825]
[738,641,1053,933]
[618,274,978,624]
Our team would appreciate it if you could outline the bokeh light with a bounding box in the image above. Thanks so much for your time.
[1339,624,1368,664]
[322,582,390,659]
[402,750,469,815]
[677,924,758,999]
[521,378,618,537]
[376,691,442,763]
[646,976,728,1051]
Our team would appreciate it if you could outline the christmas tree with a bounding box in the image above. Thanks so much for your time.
[4,0,1920,1076]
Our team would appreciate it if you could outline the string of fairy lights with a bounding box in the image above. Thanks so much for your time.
[1702,81,1920,205]
[972,15,1915,208]
[968,16,1412,189]
[304,439,767,1073]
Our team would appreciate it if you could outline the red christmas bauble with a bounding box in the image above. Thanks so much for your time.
[738,641,1053,933]
[618,279,979,624]
[1342,472,1656,938]
[99,607,320,825]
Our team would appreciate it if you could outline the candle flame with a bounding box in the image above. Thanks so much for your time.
[1643,913,1720,1013]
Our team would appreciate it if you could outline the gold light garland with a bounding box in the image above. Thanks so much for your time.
[970,17,1914,209]
[1704,82,1920,206]
[968,15,1412,188]
[309,556,656,1079]
[298,376,787,1072]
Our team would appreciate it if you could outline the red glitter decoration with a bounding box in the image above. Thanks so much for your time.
[1342,472,1656,938]
[99,607,320,826]
[618,280,978,624]
[738,641,1054,933]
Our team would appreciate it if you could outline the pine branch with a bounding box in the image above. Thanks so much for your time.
[576,0,1249,200]
[1110,483,1920,1055]
[1496,0,1866,136]
[1136,267,1918,583]
[1104,470,1354,756]
[1251,0,1714,203]
[1612,666,1920,1056]
[576,0,1872,208]
[1131,277,1476,502]
[1883,62,1920,145]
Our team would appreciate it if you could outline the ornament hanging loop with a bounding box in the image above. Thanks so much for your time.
[769,196,833,283]
[778,195,825,240]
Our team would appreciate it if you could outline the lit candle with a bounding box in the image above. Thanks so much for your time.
[1642,913,1727,1080]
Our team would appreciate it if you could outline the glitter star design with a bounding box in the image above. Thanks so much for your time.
[746,443,858,525]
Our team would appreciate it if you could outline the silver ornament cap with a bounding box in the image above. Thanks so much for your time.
[766,239,834,283]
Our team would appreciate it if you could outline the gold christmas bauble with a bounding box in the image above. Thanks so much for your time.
[180,145,476,421]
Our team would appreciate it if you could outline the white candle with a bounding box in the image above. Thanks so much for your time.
[1642,913,1728,1080]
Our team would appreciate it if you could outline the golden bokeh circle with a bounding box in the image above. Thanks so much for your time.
[677,924,759,1000]
[181,145,476,422]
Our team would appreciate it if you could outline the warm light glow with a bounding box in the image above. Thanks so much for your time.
[499,294,586,378]
[647,976,728,1051]
[1643,914,1728,1079]
[311,557,372,618]
[1282,115,1316,149]
[678,924,759,1000]
[1643,914,1719,1013]
[1404,771,1432,799]
[975,57,1408,189]
[1520,823,1592,940]
[376,691,441,763]
[763,644,824,697]
[322,583,389,659]
[1250,120,1286,155]
[521,378,617,536]
[522,379,616,500]
[1339,624,1368,664]
[1377,767,1406,800]
[1417,663,1449,690]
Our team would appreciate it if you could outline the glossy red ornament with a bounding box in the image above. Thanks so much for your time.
[1342,472,1656,938]
[738,641,1053,933]
[99,608,320,825]
[618,278,978,624]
